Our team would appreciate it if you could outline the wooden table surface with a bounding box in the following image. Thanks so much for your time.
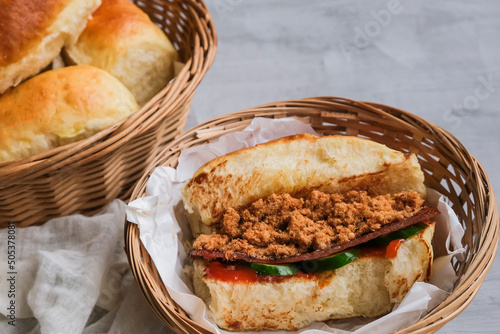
[190,1,500,332]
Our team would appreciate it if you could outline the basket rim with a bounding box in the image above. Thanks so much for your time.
[125,96,499,334]
[0,0,217,183]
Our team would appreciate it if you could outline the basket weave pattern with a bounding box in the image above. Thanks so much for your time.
[125,97,498,334]
[0,0,217,227]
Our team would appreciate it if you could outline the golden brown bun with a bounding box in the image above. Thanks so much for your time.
[0,65,139,162]
[182,134,426,235]
[65,0,178,106]
[192,223,435,331]
[0,0,101,94]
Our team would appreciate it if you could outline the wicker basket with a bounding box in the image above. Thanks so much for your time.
[0,0,217,227]
[125,97,498,333]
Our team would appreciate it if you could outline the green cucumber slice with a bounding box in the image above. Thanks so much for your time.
[397,222,427,239]
[301,248,361,273]
[250,263,298,276]
[369,222,427,246]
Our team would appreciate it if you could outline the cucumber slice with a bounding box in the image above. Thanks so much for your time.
[369,222,427,246]
[397,222,427,239]
[301,248,361,273]
[250,263,298,276]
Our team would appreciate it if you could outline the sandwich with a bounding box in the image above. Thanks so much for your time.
[182,133,439,331]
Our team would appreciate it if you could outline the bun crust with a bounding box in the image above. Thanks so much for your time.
[182,134,426,232]
[65,0,178,105]
[192,223,435,331]
[0,65,139,162]
[0,0,101,93]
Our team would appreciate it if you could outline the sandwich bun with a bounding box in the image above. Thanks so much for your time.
[182,134,426,235]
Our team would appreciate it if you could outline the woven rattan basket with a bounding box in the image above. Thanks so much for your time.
[0,0,217,227]
[125,97,498,333]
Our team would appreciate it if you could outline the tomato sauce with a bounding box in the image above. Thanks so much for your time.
[205,261,314,283]
[360,246,386,258]
[360,239,406,259]
[386,239,405,259]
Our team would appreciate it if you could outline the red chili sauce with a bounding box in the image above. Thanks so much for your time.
[360,239,406,259]
[386,239,405,259]
[205,261,314,283]
[360,246,386,258]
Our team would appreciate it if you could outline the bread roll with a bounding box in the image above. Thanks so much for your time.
[0,65,139,162]
[192,223,435,331]
[65,0,178,106]
[0,0,101,94]
[182,134,426,232]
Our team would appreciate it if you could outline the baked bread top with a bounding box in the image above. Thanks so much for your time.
[0,0,101,93]
[0,65,139,162]
[182,134,426,233]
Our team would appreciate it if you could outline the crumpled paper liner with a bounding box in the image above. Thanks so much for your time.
[126,118,465,334]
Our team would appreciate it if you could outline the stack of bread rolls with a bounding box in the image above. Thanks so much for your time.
[0,0,178,162]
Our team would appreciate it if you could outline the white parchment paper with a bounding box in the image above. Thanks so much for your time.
[126,118,465,334]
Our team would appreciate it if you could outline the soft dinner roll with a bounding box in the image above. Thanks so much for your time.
[0,0,101,94]
[65,0,178,106]
[0,65,140,162]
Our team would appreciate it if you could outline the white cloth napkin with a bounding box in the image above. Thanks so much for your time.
[0,200,173,334]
